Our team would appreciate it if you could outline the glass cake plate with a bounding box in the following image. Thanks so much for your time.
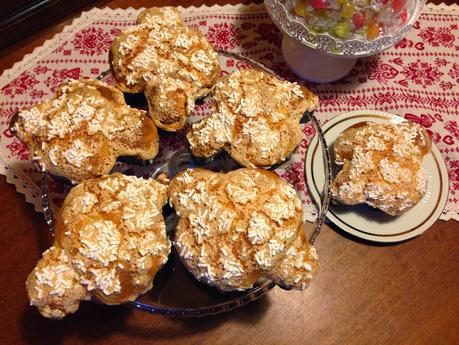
[264,0,426,82]
[265,0,426,57]
[39,51,332,317]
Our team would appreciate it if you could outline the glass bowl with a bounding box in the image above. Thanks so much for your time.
[39,51,332,317]
[264,0,426,81]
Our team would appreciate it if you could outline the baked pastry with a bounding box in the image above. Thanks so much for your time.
[13,79,159,183]
[26,173,170,319]
[187,69,319,168]
[109,7,220,131]
[168,168,318,292]
[331,121,432,216]
[26,246,90,319]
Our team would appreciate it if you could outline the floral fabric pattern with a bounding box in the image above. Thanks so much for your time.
[0,4,458,220]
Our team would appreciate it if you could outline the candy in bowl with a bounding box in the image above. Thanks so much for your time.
[264,0,426,82]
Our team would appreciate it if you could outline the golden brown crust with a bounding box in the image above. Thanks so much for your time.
[136,7,184,26]
[109,7,220,131]
[269,230,318,290]
[187,69,319,168]
[169,168,318,292]
[331,121,432,216]
[26,246,90,320]
[13,79,159,183]
[26,173,170,318]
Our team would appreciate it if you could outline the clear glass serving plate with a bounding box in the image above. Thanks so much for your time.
[39,51,332,317]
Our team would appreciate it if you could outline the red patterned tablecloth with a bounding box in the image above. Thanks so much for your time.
[0,3,458,221]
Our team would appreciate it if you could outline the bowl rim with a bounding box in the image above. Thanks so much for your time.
[264,0,426,57]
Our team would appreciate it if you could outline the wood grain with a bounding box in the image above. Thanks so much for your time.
[0,1,458,344]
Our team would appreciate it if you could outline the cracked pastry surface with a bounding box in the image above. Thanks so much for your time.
[110,7,220,131]
[26,173,170,319]
[169,168,318,292]
[331,121,432,216]
[13,79,159,183]
[187,69,319,168]
[26,246,90,320]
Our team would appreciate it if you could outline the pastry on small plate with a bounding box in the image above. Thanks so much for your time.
[331,121,432,216]
[12,79,159,183]
[109,7,220,131]
[187,69,319,168]
[168,168,318,292]
[26,173,170,319]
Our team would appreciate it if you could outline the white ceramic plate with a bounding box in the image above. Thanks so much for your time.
[305,110,449,243]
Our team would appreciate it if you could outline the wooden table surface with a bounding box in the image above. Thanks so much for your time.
[1,1,458,344]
